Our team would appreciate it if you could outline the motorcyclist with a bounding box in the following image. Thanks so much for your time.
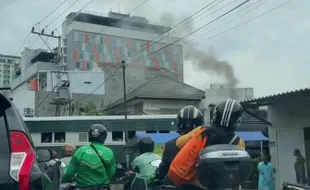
[170,99,246,190]
[61,143,76,165]
[61,124,116,190]
[59,143,76,190]
[156,105,203,181]
[131,137,161,182]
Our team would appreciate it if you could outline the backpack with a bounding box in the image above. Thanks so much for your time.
[167,127,242,186]
[167,127,207,186]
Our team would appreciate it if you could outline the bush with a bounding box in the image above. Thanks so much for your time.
[243,157,262,189]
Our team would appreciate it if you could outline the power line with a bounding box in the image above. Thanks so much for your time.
[75,0,224,101]
[53,0,97,31]
[15,33,31,55]
[44,0,80,29]
[34,0,150,110]
[172,0,236,35]
[36,0,70,27]
[64,0,221,66]
[149,0,250,56]
[190,0,268,44]
[15,0,69,55]
[204,0,294,41]
[79,0,251,103]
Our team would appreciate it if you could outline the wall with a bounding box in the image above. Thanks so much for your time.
[46,71,105,95]
[34,91,104,117]
[143,99,200,115]
[267,97,310,189]
[11,82,35,115]
[31,132,125,147]
[200,87,254,123]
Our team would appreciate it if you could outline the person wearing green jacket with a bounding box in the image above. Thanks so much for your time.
[61,124,116,190]
[131,137,161,182]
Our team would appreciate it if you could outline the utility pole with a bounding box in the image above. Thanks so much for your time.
[121,60,130,169]
[31,28,72,116]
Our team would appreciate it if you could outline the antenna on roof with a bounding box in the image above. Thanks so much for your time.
[118,2,120,13]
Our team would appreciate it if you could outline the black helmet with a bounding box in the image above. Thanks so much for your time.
[138,137,154,154]
[211,99,243,130]
[177,105,203,134]
[88,124,108,143]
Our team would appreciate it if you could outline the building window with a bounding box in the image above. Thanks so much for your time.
[79,52,84,59]
[54,132,65,142]
[146,130,157,133]
[159,130,170,133]
[41,133,52,143]
[86,62,92,70]
[7,59,15,64]
[112,131,123,141]
[79,132,88,142]
[75,62,80,69]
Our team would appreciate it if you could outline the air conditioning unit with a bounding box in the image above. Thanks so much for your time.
[24,108,34,117]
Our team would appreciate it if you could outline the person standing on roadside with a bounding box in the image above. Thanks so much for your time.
[294,149,307,185]
[258,155,275,190]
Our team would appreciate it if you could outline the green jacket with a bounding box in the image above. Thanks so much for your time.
[131,152,161,181]
[61,142,116,187]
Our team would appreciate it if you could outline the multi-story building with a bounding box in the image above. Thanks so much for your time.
[11,11,184,117]
[0,54,21,87]
[11,48,105,117]
[62,11,184,105]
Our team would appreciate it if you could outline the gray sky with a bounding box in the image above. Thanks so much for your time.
[0,0,309,97]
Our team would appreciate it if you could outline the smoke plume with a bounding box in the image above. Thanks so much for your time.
[157,11,239,89]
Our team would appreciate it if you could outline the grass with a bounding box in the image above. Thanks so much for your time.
[154,144,165,157]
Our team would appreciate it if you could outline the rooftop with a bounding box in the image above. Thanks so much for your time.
[105,74,205,110]
[0,53,21,59]
[240,87,310,106]
[66,11,171,35]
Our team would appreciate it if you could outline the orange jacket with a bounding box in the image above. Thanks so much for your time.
[175,127,246,189]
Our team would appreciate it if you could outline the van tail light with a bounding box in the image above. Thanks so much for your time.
[9,131,35,190]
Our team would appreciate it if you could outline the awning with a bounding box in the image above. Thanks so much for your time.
[137,131,268,144]
[235,131,268,141]
[136,132,179,144]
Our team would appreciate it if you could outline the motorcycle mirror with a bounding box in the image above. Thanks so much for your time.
[150,159,162,167]
[116,163,123,169]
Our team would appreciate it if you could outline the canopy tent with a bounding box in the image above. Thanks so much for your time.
[136,131,268,144]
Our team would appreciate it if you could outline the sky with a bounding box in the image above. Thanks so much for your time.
[0,0,309,97]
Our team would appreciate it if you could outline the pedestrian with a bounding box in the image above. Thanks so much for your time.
[258,155,275,190]
[293,149,307,185]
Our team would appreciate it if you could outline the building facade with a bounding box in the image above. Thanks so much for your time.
[0,54,21,87]
[62,11,184,104]
[11,11,184,117]
[11,48,104,117]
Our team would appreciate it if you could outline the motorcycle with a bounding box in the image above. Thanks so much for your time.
[117,159,176,190]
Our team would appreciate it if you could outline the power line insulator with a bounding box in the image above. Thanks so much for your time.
[41,29,44,34]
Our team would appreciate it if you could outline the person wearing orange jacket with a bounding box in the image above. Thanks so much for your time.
[168,99,246,190]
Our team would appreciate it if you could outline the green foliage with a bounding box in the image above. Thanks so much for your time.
[249,157,262,187]
[70,102,105,116]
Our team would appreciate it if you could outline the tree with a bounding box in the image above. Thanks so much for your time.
[70,102,105,116]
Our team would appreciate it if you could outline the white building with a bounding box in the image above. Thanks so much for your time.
[199,83,254,124]
[62,11,184,106]
[11,48,104,117]
[0,54,21,87]
[240,88,310,189]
